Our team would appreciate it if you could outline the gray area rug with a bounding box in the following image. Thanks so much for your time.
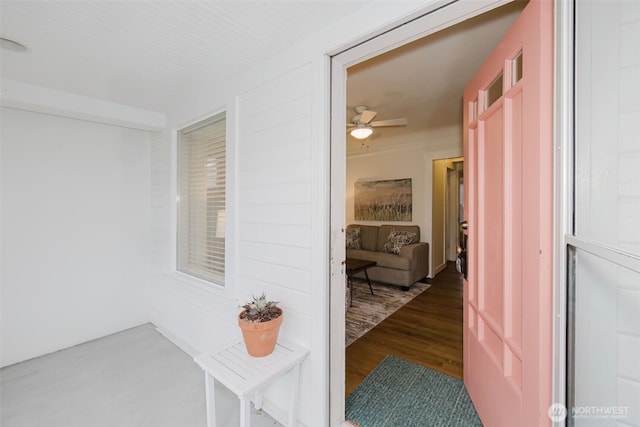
[346,279,430,346]
[346,355,482,427]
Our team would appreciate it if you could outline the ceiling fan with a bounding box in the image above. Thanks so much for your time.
[347,105,408,139]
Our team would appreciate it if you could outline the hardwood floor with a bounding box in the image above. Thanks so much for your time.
[345,261,464,396]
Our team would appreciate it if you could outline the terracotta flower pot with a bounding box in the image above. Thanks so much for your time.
[238,308,283,357]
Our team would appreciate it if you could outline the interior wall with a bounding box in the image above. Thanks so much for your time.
[346,128,462,278]
[0,107,151,367]
[432,157,463,275]
[446,165,461,261]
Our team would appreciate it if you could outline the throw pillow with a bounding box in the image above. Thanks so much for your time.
[382,229,417,255]
[346,227,362,250]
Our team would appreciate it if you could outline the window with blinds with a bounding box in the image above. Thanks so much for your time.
[177,112,226,285]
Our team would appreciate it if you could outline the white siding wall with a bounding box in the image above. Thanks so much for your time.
[616,7,640,421]
[148,63,324,426]
[0,107,151,367]
[573,1,640,425]
[236,64,314,333]
[236,63,317,421]
[148,127,241,356]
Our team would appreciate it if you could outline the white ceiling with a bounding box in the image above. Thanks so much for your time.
[0,0,369,113]
[1,0,525,148]
[346,1,525,153]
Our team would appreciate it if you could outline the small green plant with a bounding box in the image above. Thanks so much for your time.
[240,293,281,323]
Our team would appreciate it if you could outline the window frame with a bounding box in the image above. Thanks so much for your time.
[175,111,227,287]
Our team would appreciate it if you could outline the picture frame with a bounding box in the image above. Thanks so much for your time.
[354,178,412,221]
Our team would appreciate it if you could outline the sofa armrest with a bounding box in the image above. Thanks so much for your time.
[399,242,429,274]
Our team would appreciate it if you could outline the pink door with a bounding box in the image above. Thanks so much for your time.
[463,1,553,426]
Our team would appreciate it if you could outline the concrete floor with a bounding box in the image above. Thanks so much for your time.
[0,323,281,427]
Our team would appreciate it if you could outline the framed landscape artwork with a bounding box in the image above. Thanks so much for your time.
[354,178,412,221]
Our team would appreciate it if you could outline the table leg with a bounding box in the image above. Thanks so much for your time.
[287,364,301,426]
[254,389,263,410]
[349,278,353,307]
[363,268,374,295]
[204,373,217,427]
[240,397,251,427]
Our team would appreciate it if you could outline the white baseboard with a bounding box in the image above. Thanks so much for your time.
[153,324,199,358]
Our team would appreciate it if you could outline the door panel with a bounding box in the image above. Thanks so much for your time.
[463,1,553,426]
[479,105,504,329]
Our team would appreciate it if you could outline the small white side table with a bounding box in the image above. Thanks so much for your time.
[194,339,309,427]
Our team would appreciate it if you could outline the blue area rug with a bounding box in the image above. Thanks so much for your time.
[346,355,483,427]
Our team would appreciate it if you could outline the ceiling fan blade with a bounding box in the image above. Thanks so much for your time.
[346,123,356,127]
[359,110,377,124]
[370,118,408,127]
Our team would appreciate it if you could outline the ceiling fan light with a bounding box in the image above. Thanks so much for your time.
[351,126,373,139]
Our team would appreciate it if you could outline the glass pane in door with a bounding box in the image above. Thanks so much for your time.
[574,0,640,253]
[569,248,640,426]
[570,2,640,427]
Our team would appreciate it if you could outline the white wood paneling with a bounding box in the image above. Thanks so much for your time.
[571,2,640,425]
[148,127,241,356]
[147,58,323,427]
[239,161,311,188]
[240,182,312,206]
[234,63,317,425]
[240,242,312,270]
[238,258,312,290]
[238,224,312,248]
[237,63,314,306]
[237,204,312,226]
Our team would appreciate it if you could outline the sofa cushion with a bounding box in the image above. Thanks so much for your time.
[382,229,418,255]
[377,225,420,250]
[346,227,361,249]
[347,224,379,251]
[346,249,411,270]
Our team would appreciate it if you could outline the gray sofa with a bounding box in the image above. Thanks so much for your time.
[346,224,429,289]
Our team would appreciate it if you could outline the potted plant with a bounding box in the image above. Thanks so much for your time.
[238,293,283,357]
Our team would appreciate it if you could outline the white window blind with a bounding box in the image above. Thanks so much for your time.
[177,112,226,284]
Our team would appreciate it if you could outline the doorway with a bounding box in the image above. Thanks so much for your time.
[447,161,464,262]
[331,1,527,424]
[433,156,464,275]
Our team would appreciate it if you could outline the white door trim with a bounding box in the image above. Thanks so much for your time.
[328,1,530,424]
[553,0,574,422]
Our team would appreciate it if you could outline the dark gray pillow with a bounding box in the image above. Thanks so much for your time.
[346,227,362,249]
[382,229,416,255]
